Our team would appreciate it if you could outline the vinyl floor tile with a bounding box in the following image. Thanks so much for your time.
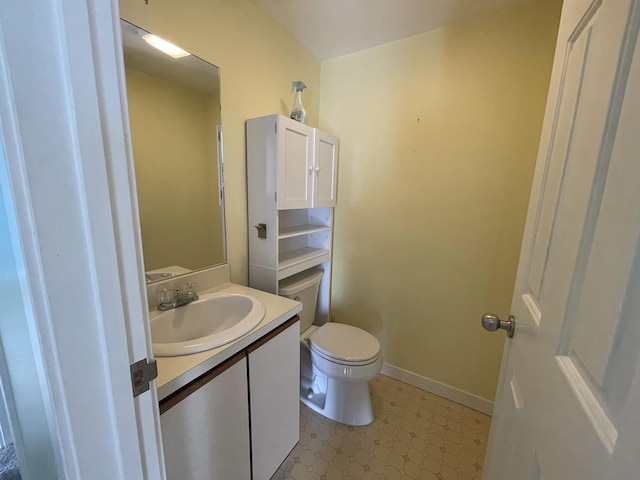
[271,374,491,480]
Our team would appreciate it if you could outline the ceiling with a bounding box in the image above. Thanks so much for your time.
[252,0,535,60]
[121,19,220,94]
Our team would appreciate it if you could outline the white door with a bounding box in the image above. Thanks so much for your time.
[313,130,339,207]
[484,0,640,478]
[0,1,165,478]
[277,117,315,210]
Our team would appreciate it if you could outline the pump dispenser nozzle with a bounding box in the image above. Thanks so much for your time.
[290,81,307,124]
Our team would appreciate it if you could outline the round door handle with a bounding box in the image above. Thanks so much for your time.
[481,313,515,338]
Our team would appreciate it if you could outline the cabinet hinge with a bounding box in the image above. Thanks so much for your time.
[275,192,277,202]
[130,358,158,398]
[275,122,277,134]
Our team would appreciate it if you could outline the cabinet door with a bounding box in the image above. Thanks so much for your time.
[277,118,314,209]
[159,353,251,480]
[313,130,339,207]
[248,318,300,480]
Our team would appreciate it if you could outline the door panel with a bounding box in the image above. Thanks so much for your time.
[484,0,640,478]
[160,357,251,480]
[526,11,593,298]
[248,320,300,480]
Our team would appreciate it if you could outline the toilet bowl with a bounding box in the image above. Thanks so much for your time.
[280,269,382,426]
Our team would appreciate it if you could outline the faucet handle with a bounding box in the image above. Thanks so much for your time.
[182,282,199,300]
[157,287,178,305]
[183,281,198,293]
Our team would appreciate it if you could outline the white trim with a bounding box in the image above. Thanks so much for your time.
[556,356,617,454]
[523,293,542,330]
[381,363,494,416]
[90,3,166,477]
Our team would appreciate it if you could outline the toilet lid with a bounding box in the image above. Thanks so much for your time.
[309,323,380,364]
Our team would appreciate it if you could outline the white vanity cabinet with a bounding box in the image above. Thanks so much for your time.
[159,317,300,480]
[246,115,339,325]
[248,318,300,480]
[159,352,251,480]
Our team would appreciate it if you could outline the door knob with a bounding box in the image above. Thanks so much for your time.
[481,313,515,338]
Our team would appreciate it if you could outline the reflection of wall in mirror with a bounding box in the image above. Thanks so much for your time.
[125,67,224,271]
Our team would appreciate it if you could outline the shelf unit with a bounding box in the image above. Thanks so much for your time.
[279,224,332,239]
[247,114,338,325]
[277,207,332,280]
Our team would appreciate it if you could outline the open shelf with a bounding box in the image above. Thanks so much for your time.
[278,224,332,239]
[278,247,330,279]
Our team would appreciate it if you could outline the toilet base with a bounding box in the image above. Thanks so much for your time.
[300,369,375,426]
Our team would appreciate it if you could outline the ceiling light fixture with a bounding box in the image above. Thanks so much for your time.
[142,34,190,59]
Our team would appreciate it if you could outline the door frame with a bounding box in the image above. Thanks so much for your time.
[0,0,164,478]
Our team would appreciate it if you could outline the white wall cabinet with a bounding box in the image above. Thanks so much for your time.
[247,115,339,325]
[276,118,315,209]
[248,114,338,210]
[313,129,339,207]
[159,318,300,480]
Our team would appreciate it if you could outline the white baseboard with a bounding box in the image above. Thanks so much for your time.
[380,363,494,416]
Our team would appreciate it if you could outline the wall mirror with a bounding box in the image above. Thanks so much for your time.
[120,19,226,284]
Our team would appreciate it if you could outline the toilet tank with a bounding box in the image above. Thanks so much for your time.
[279,269,323,331]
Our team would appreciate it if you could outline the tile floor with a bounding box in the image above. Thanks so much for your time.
[271,374,491,480]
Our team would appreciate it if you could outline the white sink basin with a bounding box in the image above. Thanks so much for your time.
[150,292,266,356]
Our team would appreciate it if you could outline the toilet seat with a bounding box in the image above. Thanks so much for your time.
[309,323,380,366]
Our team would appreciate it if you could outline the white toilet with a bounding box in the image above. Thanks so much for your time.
[279,269,382,426]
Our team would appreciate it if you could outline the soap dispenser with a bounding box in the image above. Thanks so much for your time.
[290,81,307,124]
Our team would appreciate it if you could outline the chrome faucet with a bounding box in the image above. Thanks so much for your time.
[157,282,199,311]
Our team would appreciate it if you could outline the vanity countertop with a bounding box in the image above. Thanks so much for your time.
[154,282,302,401]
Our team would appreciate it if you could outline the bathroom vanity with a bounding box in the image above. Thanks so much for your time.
[150,266,302,480]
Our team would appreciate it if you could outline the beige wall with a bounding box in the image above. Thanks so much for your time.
[125,67,224,271]
[320,1,562,400]
[119,0,321,284]
[120,0,562,400]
